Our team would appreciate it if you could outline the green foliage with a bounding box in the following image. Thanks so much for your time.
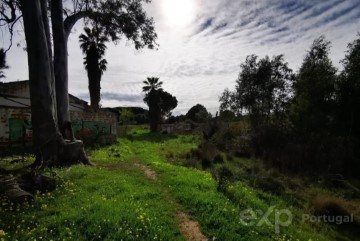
[219,88,239,115]
[0,128,348,240]
[143,77,163,132]
[235,54,294,128]
[218,35,360,175]
[185,104,211,123]
[219,109,236,121]
[79,0,158,50]
[120,108,135,125]
[79,27,109,108]
[291,36,337,135]
[157,89,178,118]
[0,166,184,241]
[143,77,177,132]
[337,34,360,139]
[0,48,8,79]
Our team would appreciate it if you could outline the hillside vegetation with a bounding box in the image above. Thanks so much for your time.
[1,127,358,241]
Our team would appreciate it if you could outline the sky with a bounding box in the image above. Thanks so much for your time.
[1,0,360,115]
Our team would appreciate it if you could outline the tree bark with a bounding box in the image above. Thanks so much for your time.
[19,0,92,168]
[51,0,74,140]
[20,0,59,164]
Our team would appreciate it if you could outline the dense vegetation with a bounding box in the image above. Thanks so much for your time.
[79,27,109,109]
[143,77,178,132]
[0,48,8,79]
[1,128,358,240]
[219,35,360,176]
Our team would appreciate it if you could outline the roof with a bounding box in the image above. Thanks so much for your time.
[0,80,88,105]
[0,80,29,97]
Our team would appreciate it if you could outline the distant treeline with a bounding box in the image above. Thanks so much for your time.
[219,35,360,177]
[106,107,149,125]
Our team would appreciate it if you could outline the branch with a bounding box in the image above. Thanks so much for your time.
[4,15,21,53]
[0,0,16,23]
[64,10,93,39]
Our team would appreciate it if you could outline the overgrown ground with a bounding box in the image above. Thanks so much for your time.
[0,127,358,240]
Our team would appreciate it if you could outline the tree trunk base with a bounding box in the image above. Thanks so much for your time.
[31,138,94,168]
[56,139,94,167]
[0,175,34,203]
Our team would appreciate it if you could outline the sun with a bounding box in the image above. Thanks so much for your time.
[161,0,196,28]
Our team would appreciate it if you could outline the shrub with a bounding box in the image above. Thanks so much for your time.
[309,196,358,227]
[226,154,234,161]
[254,177,286,195]
[201,158,212,169]
[213,154,224,164]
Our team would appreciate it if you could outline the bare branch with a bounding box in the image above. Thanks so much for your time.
[4,14,21,53]
[0,0,17,23]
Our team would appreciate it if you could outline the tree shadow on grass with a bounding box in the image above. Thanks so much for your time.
[127,131,178,143]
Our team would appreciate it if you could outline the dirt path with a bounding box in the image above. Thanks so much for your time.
[177,212,208,241]
[133,162,208,241]
[134,162,157,180]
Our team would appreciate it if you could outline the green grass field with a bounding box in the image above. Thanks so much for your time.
[0,128,354,240]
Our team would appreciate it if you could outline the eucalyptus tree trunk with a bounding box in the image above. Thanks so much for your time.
[19,0,92,167]
[20,0,59,164]
[51,0,74,140]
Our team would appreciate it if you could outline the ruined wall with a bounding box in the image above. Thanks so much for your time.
[0,107,117,145]
[0,107,32,145]
[70,108,117,136]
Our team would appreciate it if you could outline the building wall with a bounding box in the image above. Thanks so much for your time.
[0,107,117,145]
[0,81,117,144]
[0,107,32,145]
[70,108,117,136]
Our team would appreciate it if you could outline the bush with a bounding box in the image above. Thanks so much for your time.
[254,177,286,195]
[226,154,234,161]
[309,196,358,228]
[201,158,212,169]
[213,154,224,164]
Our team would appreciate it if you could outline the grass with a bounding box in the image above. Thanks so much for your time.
[1,165,184,241]
[0,127,357,240]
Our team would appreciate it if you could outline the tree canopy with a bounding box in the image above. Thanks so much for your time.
[235,55,294,118]
[186,104,211,123]
[79,27,109,109]
[0,0,158,166]
[143,77,177,131]
[336,34,360,139]
[0,48,8,79]
[291,36,337,134]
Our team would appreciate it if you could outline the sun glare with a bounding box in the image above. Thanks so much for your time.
[161,0,196,28]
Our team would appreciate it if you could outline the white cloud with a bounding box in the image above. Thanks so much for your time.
[1,0,360,115]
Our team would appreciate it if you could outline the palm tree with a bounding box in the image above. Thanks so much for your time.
[142,77,163,92]
[142,77,163,132]
[79,27,108,109]
[0,48,9,79]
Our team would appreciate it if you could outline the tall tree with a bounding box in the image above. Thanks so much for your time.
[1,0,158,137]
[17,0,82,166]
[144,89,178,120]
[291,36,337,135]
[0,0,157,166]
[142,77,163,132]
[219,88,239,116]
[0,48,9,79]
[234,54,294,129]
[79,27,108,109]
[158,89,178,119]
[186,104,211,123]
[337,34,360,139]
[53,0,158,137]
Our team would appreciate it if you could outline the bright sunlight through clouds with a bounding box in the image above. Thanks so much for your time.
[161,0,197,27]
[2,0,360,114]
